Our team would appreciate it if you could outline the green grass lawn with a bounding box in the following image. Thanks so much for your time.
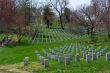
[0,30,110,73]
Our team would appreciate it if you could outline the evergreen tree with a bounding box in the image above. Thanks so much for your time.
[43,5,54,28]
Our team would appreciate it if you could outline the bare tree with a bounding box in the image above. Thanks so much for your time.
[30,2,44,42]
[71,10,90,36]
[47,0,68,30]
[99,0,110,39]
[108,0,110,39]
[80,0,101,42]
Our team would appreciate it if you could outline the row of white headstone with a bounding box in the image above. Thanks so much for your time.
[28,44,110,67]
[81,45,109,63]
[23,50,50,67]
[35,50,49,68]
[35,28,78,44]
[41,44,76,65]
[42,43,110,65]
[24,50,49,67]
[42,48,67,65]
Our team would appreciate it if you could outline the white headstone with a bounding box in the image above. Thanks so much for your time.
[44,59,49,68]
[24,57,30,66]
[58,56,63,63]
[76,54,80,62]
[100,51,102,56]
[65,57,70,65]
[83,53,86,59]
[106,52,110,61]
[54,55,58,61]
[60,48,63,53]
[86,54,91,63]
[41,57,44,65]
[70,54,74,60]
[97,52,100,59]
[92,53,97,61]
[39,56,42,61]
[35,50,38,55]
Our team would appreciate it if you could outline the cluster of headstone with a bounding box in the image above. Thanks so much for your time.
[34,28,79,44]
[43,49,60,61]
[25,43,110,67]
[41,43,75,65]
[35,50,49,68]
[24,50,49,68]
[41,43,110,65]
[81,45,109,63]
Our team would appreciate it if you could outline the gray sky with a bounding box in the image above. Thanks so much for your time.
[69,0,91,9]
[34,0,91,9]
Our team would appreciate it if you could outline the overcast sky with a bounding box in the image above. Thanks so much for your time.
[69,0,91,9]
[34,0,91,9]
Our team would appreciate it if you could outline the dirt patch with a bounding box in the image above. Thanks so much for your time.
[0,62,44,73]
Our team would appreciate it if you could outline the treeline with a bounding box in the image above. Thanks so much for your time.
[44,0,110,42]
[0,0,37,42]
[0,0,110,43]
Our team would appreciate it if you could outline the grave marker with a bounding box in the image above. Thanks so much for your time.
[58,55,63,63]
[65,57,70,65]
[106,52,110,61]
[24,57,30,66]
[86,54,91,63]
[44,59,49,68]
[76,54,80,62]
[92,53,97,61]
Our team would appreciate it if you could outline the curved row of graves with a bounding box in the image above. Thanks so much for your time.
[24,43,110,68]
[34,29,80,44]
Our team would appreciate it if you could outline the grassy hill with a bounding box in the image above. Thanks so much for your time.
[0,28,110,73]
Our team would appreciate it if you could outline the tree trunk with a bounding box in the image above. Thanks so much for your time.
[32,29,37,41]
[47,24,49,28]
[87,27,90,36]
[47,20,50,28]
[108,0,110,39]
[17,35,23,43]
[59,15,64,30]
[106,24,110,39]
[108,31,110,39]
[90,26,95,42]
